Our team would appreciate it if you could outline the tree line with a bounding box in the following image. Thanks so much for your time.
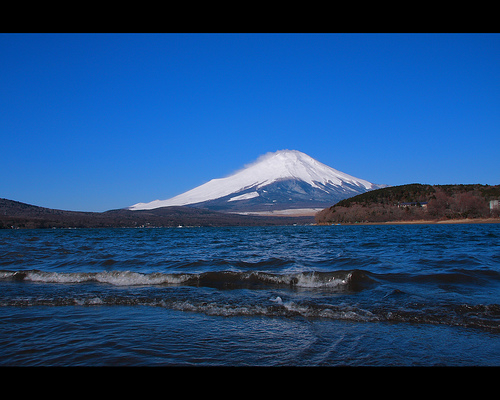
[315,184,500,224]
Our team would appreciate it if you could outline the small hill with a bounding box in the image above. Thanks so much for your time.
[0,198,313,229]
[315,183,500,224]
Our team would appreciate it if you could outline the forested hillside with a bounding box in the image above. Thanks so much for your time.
[315,184,500,224]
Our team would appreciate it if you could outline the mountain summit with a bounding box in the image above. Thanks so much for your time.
[129,150,386,214]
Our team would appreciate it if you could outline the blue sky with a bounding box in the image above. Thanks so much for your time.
[1,33,499,212]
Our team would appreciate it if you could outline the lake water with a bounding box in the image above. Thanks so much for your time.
[1,223,499,366]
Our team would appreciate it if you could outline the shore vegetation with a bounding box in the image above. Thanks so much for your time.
[315,184,500,225]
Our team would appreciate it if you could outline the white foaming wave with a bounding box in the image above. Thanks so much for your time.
[1,269,356,290]
[14,270,192,286]
[292,271,352,288]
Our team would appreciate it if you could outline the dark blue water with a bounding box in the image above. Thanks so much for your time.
[1,223,499,366]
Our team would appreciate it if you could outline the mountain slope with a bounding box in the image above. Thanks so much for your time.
[0,198,313,229]
[129,150,385,213]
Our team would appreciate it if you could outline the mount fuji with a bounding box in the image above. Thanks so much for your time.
[129,150,386,215]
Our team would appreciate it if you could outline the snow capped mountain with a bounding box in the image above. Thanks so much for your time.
[129,150,386,214]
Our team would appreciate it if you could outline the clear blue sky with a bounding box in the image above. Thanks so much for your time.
[1,33,499,211]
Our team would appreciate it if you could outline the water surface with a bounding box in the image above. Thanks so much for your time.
[1,224,499,365]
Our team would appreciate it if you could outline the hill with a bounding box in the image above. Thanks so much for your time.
[0,198,313,229]
[315,183,500,224]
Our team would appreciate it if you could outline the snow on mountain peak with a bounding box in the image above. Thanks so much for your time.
[129,150,379,211]
[236,149,374,190]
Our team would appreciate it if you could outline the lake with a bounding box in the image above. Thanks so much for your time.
[1,223,499,366]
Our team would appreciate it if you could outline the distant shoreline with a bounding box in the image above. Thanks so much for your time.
[316,218,500,226]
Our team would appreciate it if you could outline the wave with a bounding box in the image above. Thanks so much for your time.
[2,267,499,290]
[0,269,375,291]
[370,268,500,286]
[2,268,499,332]
[1,288,498,332]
